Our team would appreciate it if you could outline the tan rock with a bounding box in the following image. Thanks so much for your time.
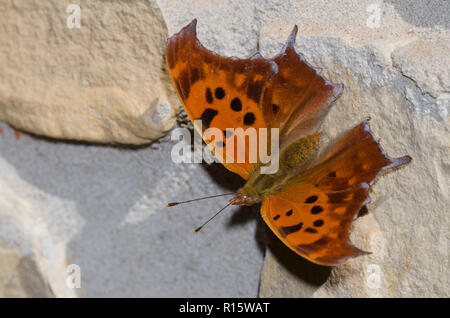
[0,0,178,144]
[0,248,54,297]
[392,39,450,101]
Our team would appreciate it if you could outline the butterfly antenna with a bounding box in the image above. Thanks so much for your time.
[166,193,234,207]
[194,202,232,234]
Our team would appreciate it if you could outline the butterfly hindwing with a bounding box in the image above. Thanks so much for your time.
[261,183,370,266]
[166,20,277,179]
[261,26,343,149]
[261,120,411,265]
[307,120,411,191]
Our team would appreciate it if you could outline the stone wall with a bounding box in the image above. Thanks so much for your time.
[0,0,448,297]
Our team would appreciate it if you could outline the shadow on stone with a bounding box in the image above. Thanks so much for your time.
[201,161,245,191]
[17,257,54,298]
[357,205,369,218]
[201,161,267,256]
[264,224,332,288]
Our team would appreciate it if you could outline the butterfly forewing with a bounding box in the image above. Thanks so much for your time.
[166,20,277,179]
[261,26,343,150]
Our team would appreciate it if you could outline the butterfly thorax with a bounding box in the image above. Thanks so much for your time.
[230,133,321,206]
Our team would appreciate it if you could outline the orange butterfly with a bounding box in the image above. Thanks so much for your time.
[166,20,411,266]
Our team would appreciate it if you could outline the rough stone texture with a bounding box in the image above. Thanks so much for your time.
[392,39,450,101]
[0,0,448,297]
[0,123,264,297]
[0,0,177,144]
[0,248,55,297]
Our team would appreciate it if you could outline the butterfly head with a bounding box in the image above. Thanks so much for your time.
[229,188,261,206]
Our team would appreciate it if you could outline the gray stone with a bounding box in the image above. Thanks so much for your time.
[0,123,263,297]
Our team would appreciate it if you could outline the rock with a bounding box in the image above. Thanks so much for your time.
[0,0,178,144]
[0,122,264,297]
[0,248,55,297]
[392,39,450,109]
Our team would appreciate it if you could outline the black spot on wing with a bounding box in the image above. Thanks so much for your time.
[311,206,323,214]
[200,108,218,128]
[280,222,303,237]
[230,97,242,111]
[205,88,213,104]
[313,220,324,227]
[305,195,318,203]
[215,87,225,99]
[243,112,256,125]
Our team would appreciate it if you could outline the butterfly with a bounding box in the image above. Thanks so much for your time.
[166,20,411,266]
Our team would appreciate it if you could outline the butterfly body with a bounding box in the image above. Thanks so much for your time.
[231,132,322,204]
[166,20,411,266]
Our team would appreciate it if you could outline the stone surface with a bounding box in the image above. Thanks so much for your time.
[0,248,55,297]
[0,0,448,298]
[0,0,177,145]
[0,123,264,297]
[392,39,450,101]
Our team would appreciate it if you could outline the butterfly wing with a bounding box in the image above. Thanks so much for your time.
[166,20,277,179]
[261,120,411,265]
[261,26,343,150]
